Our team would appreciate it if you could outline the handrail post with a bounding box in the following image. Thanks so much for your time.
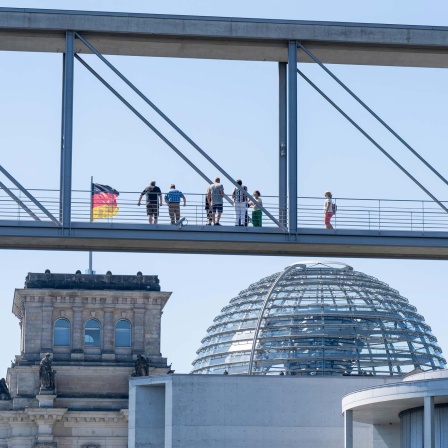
[378,199,381,231]
[422,201,425,232]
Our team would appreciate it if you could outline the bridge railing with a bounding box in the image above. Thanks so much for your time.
[1,188,448,232]
[0,189,284,228]
[297,197,448,231]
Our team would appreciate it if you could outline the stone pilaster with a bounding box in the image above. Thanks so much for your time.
[26,408,67,446]
[71,305,84,360]
[40,304,53,355]
[102,306,115,361]
[133,306,145,354]
[1,412,36,448]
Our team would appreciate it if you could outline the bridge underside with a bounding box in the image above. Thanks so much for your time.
[2,9,448,67]
[2,222,448,259]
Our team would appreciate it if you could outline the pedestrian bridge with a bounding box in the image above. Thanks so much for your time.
[3,8,448,259]
[1,188,448,259]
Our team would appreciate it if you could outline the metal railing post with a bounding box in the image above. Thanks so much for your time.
[422,201,425,232]
[378,199,381,230]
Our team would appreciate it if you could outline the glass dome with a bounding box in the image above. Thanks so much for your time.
[191,261,446,376]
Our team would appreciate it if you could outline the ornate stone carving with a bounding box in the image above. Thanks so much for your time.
[0,378,10,400]
[132,354,149,376]
[39,354,56,391]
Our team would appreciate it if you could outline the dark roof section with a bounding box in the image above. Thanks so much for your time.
[24,271,160,291]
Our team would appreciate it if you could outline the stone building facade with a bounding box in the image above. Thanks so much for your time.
[0,270,172,448]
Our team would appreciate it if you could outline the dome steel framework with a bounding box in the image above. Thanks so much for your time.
[191,261,446,376]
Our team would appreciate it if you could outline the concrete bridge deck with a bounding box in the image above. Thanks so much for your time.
[2,220,448,260]
[2,7,448,67]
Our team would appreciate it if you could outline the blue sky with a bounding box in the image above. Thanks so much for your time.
[1,0,448,375]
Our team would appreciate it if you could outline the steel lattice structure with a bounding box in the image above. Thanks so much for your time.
[191,261,446,376]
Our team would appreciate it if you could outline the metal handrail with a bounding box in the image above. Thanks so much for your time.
[1,187,448,232]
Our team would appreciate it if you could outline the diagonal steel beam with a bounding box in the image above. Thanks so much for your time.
[74,56,216,196]
[298,42,448,189]
[0,180,41,221]
[0,165,61,225]
[75,33,286,232]
[296,69,448,215]
[75,54,286,231]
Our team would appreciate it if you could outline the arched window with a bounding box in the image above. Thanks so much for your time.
[115,319,132,347]
[54,318,70,346]
[84,319,101,347]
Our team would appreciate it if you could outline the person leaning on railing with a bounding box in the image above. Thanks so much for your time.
[164,184,186,225]
[137,180,163,225]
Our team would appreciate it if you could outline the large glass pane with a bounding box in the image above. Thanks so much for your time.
[115,319,131,347]
[54,318,70,346]
[85,319,101,347]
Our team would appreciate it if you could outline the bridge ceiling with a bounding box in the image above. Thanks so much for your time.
[2,8,448,66]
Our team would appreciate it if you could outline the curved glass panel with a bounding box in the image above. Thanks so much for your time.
[84,319,101,347]
[54,318,70,346]
[115,319,131,347]
[191,261,446,376]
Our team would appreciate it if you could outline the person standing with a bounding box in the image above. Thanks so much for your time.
[204,195,212,225]
[250,190,263,227]
[165,183,186,224]
[232,179,247,226]
[207,177,224,226]
[324,191,334,230]
[243,185,249,226]
[138,180,162,224]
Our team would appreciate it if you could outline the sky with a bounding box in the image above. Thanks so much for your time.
[1,0,448,376]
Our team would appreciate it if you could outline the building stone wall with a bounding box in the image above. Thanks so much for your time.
[0,271,171,448]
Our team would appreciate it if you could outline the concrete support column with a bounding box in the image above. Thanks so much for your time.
[344,410,353,448]
[278,61,288,227]
[287,41,298,233]
[424,395,435,448]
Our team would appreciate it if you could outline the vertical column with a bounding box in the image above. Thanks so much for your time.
[61,31,75,227]
[144,303,161,357]
[133,306,145,354]
[344,410,353,448]
[71,305,84,358]
[103,307,114,353]
[278,62,288,227]
[424,396,435,448]
[40,304,53,354]
[59,53,66,223]
[288,41,298,233]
